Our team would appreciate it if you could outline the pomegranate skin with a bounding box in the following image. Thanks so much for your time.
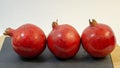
[47,22,80,59]
[81,19,116,58]
[4,24,46,58]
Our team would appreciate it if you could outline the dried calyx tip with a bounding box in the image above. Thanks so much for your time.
[89,19,97,26]
[92,19,97,23]
[89,19,92,23]
[3,28,10,35]
[52,19,58,28]
[3,28,14,36]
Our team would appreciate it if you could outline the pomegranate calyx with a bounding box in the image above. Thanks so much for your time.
[89,19,97,26]
[52,19,58,29]
[3,28,14,36]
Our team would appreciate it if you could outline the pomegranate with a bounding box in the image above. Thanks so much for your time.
[4,24,46,58]
[47,21,80,59]
[81,19,116,58]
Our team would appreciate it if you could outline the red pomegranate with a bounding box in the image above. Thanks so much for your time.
[81,19,116,58]
[4,24,46,58]
[47,21,80,59]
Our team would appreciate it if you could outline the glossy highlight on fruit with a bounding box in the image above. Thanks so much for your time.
[47,21,80,59]
[81,19,116,58]
[4,24,46,58]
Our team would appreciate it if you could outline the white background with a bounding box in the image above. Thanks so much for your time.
[0,0,120,45]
